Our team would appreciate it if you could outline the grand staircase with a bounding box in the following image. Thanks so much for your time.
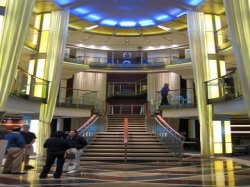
[82,114,178,161]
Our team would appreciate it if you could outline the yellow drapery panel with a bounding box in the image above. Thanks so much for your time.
[37,10,69,155]
[187,12,213,156]
[0,0,35,111]
[223,0,250,117]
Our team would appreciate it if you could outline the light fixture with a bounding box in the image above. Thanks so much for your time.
[157,25,171,31]
[52,0,205,28]
[84,25,99,31]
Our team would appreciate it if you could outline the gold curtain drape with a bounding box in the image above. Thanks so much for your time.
[223,0,250,117]
[0,0,35,111]
[37,10,69,155]
[187,12,213,156]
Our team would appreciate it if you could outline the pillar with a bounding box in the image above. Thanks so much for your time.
[188,119,196,138]
[0,0,35,111]
[186,79,194,104]
[187,12,213,156]
[56,118,64,131]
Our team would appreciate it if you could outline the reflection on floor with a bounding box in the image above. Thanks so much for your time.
[1,154,250,187]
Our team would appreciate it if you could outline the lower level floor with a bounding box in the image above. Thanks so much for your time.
[1,153,250,187]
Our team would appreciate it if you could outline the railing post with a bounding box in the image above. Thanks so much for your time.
[124,118,128,163]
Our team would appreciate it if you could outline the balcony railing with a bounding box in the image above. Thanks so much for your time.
[107,78,147,97]
[64,45,191,67]
[205,70,242,104]
[57,87,104,113]
[107,104,145,115]
[152,88,195,113]
[11,67,50,103]
[25,25,40,50]
[215,26,231,51]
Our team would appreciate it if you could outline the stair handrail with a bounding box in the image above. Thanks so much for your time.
[156,115,185,141]
[77,114,100,141]
[148,115,185,158]
[124,118,128,163]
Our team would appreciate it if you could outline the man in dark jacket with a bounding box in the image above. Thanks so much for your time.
[65,130,87,173]
[39,131,70,179]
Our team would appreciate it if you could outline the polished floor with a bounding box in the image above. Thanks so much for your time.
[1,154,250,187]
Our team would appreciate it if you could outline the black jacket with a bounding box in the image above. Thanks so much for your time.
[44,137,70,155]
[67,135,87,150]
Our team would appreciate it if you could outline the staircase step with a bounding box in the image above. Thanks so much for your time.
[81,115,178,162]
[88,142,164,145]
[95,135,156,138]
[92,138,159,142]
[81,157,179,161]
[82,152,174,157]
[84,148,170,153]
[86,145,166,149]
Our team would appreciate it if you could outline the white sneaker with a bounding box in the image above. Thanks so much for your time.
[67,170,78,174]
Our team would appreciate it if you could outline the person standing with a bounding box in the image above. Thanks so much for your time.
[39,131,70,179]
[65,130,87,173]
[160,83,170,105]
[20,124,36,169]
[2,127,26,174]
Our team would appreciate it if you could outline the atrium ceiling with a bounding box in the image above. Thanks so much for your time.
[34,0,225,50]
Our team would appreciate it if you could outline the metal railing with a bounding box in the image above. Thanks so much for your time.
[107,78,147,97]
[11,67,50,103]
[152,88,195,113]
[107,104,145,115]
[215,26,231,51]
[77,114,106,142]
[25,25,40,50]
[64,45,190,66]
[57,87,105,113]
[147,115,185,158]
[124,118,128,162]
[205,70,242,104]
[65,55,191,66]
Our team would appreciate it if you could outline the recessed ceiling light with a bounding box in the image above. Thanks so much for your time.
[120,21,136,27]
[157,25,171,31]
[84,25,99,31]
[53,0,205,28]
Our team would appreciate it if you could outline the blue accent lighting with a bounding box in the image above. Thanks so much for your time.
[184,0,204,6]
[86,14,101,21]
[139,20,155,27]
[101,20,117,26]
[155,15,171,21]
[168,8,183,16]
[53,0,78,6]
[52,0,205,28]
[70,7,89,15]
[120,21,136,27]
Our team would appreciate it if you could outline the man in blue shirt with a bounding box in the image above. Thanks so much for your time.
[2,127,26,174]
[160,83,170,105]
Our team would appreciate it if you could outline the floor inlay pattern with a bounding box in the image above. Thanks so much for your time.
[1,155,250,186]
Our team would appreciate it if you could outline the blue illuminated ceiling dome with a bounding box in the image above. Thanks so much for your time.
[52,0,205,28]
